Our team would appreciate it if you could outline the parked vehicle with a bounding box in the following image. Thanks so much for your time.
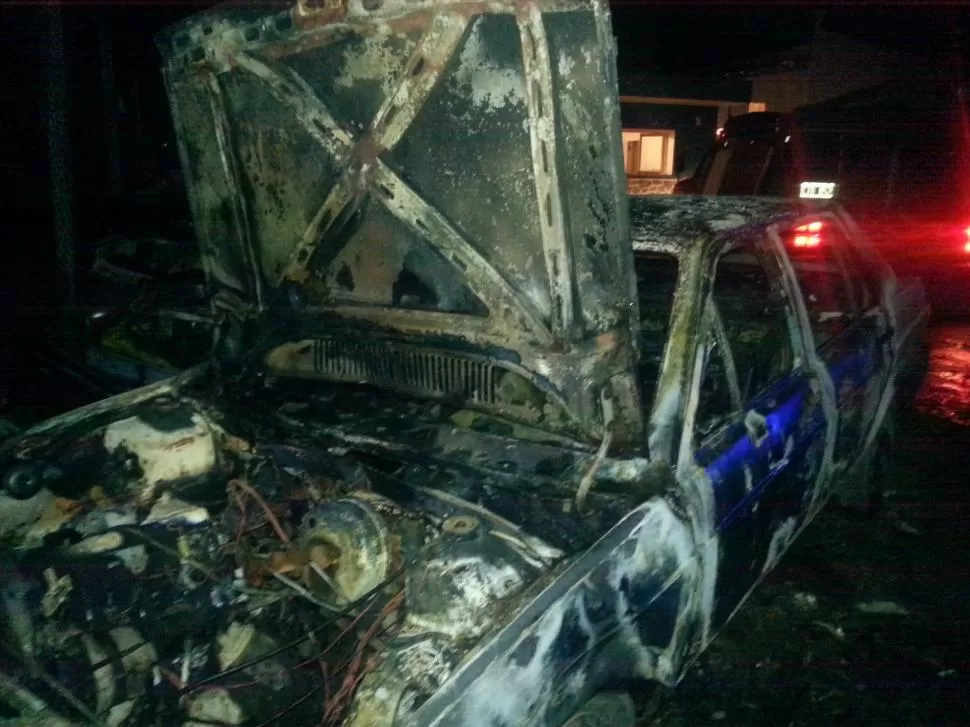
[674,89,970,308]
[0,2,928,726]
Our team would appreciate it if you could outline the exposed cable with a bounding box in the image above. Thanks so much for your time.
[178,565,406,695]
[229,479,290,543]
[574,387,615,514]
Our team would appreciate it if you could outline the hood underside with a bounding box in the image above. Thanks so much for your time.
[158,0,641,446]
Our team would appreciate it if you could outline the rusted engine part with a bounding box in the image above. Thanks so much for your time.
[180,622,321,727]
[0,478,563,726]
[263,379,653,553]
[0,509,238,725]
[0,412,400,724]
[0,393,570,725]
[233,481,566,727]
[0,499,408,726]
[343,489,562,726]
[298,493,413,609]
[0,394,320,544]
[0,397,222,529]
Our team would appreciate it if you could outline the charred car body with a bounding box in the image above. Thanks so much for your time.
[0,2,928,726]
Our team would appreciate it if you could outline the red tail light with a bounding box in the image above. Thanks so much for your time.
[964,225,970,253]
[792,220,824,248]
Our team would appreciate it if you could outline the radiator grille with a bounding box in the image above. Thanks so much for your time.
[312,339,499,406]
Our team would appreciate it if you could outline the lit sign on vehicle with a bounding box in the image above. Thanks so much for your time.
[799,181,837,200]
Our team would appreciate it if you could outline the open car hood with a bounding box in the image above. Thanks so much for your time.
[158,0,641,446]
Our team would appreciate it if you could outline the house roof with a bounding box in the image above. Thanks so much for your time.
[796,80,966,128]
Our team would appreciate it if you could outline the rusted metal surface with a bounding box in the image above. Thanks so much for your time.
[0,195,920,725]
[158,0,640,449]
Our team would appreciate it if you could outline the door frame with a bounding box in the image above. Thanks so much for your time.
[763,217,840,516]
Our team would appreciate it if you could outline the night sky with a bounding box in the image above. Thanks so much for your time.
[611,3,968,75]
[9,1,965,76]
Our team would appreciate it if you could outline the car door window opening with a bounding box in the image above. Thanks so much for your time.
[635,251,680,415]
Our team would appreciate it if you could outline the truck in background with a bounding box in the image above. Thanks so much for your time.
[674,81,969,315]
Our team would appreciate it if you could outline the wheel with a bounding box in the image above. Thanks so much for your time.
[563,692,636,727]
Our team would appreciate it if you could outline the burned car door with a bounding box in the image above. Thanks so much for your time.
[828,218,895,430]
[690,238,829,628]
[780,216,889,482]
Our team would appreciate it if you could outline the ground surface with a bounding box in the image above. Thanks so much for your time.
[640,324,970,726]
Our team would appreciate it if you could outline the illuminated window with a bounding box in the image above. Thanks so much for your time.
[622,129,676,176]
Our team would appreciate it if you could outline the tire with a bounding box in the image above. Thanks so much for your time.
[563,692,636,727]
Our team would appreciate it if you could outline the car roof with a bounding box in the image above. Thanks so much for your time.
[630,195,802,255]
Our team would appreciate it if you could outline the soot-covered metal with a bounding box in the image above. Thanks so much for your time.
[159,0,642,450]
[0,370,680,727]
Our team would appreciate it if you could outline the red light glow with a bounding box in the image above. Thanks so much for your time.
[792,220,824,248]
[965,226,970,253]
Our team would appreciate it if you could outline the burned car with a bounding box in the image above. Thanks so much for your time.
[0,1,928,726]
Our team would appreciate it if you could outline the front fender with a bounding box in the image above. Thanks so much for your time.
[404,496,707,727]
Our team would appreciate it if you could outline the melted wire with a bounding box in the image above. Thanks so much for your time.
[574,388,615,514]
[251,592,405,727]
[229,478,290,543]
[178,564,407,695]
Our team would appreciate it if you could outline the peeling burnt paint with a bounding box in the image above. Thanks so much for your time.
[0,209,923,726]
[630,195,799,255]
[158,0,642,450]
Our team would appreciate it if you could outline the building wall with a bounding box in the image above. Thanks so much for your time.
[616,75,757,195]
[627,177,679,196]
[620,103,720,176]
[618,99,766,195]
